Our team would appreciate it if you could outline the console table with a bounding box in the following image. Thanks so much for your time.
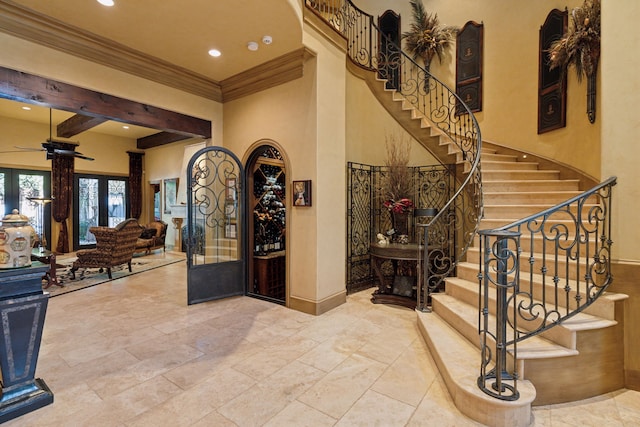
[0,264,53,423]
[370,242,425,309]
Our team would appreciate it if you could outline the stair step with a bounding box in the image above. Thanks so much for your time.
[483,191,584,204]
[467,246,592,282]
[482,152,518,162]
[455,262,626,321]
[417,311,535,427]
[444,276,618,349]
[431,293,579,360]
[482,179,580,192]
[482,170,560,181]
[482,160,540,171]
[483,203,597,217]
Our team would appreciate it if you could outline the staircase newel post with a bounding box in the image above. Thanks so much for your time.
[477,229,521,401]
[417,222,430,312]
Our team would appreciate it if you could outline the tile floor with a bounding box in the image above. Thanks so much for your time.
[5,252,640,426]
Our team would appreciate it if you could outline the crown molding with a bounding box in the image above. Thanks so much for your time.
[0,2,311,104]
[221,47,315,102]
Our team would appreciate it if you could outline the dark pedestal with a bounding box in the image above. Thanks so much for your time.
[0,265,53,423]
[370,242,425,309]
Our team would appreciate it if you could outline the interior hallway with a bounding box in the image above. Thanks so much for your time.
[6,251,640,426]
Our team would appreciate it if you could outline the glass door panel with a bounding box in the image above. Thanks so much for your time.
[0,172,5,216]
[74,174,129,250]
[78,177,99,246]
[108,179,126,227]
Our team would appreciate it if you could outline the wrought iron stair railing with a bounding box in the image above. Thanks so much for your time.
[477,176,617,400]
[306,0,483,310]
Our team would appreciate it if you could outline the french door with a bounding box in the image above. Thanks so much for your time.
[73,174,128,250]
[186,146,246,304]
[0,168,51,248]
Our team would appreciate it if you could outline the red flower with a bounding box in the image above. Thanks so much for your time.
[384,198,414,213]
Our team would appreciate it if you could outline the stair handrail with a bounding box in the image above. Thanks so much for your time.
[477,176,617,400]
[306,0,483,310]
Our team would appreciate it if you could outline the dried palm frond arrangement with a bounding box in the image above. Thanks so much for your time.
[402,0,458,72]
[548,0,600,122]
[383,134,414,213]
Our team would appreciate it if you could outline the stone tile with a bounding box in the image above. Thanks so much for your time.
[370,338,437,406]
[297,353,387,419]
[335,389,415,427]
[11,259,637,426]
[264,400,336,427]
[218,360,325,426]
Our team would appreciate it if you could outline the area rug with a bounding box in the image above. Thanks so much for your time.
[45,255,185,297]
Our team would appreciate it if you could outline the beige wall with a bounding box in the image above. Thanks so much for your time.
[346,72,437,166]
[601,0,640,390]
[222,56,321,307]
[221,21,349,312]
[357,0,599,180]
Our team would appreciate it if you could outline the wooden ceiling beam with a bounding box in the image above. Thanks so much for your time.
[57,114,107,138]
[0,66,212,142]
[137,132,192,149]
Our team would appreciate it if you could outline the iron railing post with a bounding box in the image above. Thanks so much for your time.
[478,229,520,401]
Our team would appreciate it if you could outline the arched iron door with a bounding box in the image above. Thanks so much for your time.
[186,146,246,304]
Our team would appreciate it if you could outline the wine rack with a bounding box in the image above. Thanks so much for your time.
[252,160,286,256]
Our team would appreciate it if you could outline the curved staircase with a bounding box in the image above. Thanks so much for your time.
[362,64,626,427]
[305,2,626,426]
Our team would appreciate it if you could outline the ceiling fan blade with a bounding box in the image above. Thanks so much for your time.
[13,145,46,152]
[50,149,94,161]
[74,153,95,161]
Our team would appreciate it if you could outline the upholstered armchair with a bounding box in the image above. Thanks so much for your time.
[70,218,143,279]
[135,220,168,254]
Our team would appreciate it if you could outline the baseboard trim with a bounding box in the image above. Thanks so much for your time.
[289,291,346,315]
[625,370,640,391]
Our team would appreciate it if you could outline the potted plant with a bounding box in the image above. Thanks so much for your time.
[548,0,600,123]
[402,0,457,88]
[382,134,414,243]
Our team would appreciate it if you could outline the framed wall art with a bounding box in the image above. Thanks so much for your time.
[163,178,178,214]
[293,180,312,207]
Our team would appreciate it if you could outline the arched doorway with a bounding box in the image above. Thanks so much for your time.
[246,144,287,305]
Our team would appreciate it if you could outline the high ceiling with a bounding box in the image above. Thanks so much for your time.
[0,0,304,140]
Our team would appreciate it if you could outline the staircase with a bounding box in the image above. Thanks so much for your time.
[304,2,625,426]
[417,147,626,426]
[361,69,626,425]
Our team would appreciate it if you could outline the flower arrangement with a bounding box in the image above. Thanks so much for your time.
[547,0,600,123]
[382,133,414,213]
[548,0,600,82]
[402,0,458,71]
[383,198,415,213]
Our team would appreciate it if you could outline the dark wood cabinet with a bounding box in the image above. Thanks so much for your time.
[253,251,286,300]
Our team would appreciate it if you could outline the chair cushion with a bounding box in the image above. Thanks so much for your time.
[140,228,157,239]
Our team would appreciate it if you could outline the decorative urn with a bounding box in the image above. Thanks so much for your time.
[0,209,36,268]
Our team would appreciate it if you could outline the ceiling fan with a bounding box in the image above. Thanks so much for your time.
[0,108,95,161]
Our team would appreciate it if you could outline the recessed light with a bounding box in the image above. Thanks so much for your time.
[97,0,114,6]
[122,125,129,129]
[21,106,31,111]
[247,41,259,51]
[208,49,221,57]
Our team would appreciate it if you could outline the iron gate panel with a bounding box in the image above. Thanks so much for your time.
[186,147,247,305]
[346,162,455,295]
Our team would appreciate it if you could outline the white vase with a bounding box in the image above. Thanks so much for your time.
[0,209,36,268]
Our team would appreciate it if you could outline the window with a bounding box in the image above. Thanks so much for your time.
[73,174,129,249]
[0,168,52,248]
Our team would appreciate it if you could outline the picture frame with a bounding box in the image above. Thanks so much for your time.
[293,180,312,207]
[226,177,237,201]
[225,223,237,239]
[163,178,178,214]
